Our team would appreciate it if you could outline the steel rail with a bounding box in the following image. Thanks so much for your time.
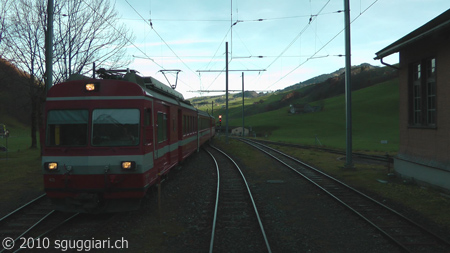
[207,145,272,253]
[204,148,220,253]
[12,212,81,253]
[240,138,450,252]
[0,210,55,253]
[0,193,47,224]
[244,138,393,164]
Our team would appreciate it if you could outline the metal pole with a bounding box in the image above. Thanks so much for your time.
[45,0,54,93]
[242,72,244,137]
[5,134,8,160]
[211,101,214,116]
[344,0,353,168]
[225,42,229,144]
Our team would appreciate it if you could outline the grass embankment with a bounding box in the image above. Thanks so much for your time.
[212,79,399,153]
[215,138,450,229]
[0,117,42,214]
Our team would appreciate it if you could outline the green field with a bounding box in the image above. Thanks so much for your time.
[210,79,399,153]
[0,116,43,212]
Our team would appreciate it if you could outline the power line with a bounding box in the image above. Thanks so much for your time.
[80,0,193,89]
[119,11,343,23]
[80,0,163,70]
[264,0,333,71]
[124,0,197,77]
[264,0,380,90]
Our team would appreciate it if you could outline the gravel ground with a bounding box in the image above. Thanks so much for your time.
[91,145,400,252]
[3,141,449,252]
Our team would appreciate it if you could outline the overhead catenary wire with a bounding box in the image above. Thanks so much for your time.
[124,0,197,77]
[86,0,380,96]
[81,0,193,89]
[80,0,161,70]
[119,10,344,23]
[264,0,379,90]
[264,0,333,71]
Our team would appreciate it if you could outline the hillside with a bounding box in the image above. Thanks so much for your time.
[193,64,399,152]
[233,79,399,152]
[192,64,397,116]
[283,63,380,91]
[0,58,31,125]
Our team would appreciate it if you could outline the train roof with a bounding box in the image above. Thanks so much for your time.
[52,69,192,108]
[96,68,186,102]
[50,69,214,118]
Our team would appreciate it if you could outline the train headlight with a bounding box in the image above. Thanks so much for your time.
[85,83,99,91]
[45,162,58,171]
[121,161,136,170]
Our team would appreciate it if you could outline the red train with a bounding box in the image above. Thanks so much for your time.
[41,69,215,212]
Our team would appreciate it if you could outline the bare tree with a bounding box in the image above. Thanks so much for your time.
[2,0,47,149]
[53,0,133,83]
[0,0,11,49]
[2,0,134,148]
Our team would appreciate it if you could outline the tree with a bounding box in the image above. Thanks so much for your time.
[0,0,11,45]
[53,0,133,83]
[1,0,134,148]
[2,0,47,149]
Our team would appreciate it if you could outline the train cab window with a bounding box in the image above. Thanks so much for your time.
[46,110,88,146]
[92,109,140,146]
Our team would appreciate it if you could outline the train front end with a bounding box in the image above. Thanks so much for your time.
[42,78,155,213]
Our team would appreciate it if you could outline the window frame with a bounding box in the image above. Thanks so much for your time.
[91,108,140,147]
[408,57,437,128]
[46,109,89,147]
[157,112,168,143]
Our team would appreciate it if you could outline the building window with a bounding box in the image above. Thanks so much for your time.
[426,58,436,125]
[409,58,436,127]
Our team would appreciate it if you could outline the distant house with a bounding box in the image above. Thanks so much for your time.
[231,127,249,136]
[289,104,322,114]
[375,9,450,192]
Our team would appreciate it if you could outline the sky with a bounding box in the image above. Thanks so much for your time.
[113,0,450,99]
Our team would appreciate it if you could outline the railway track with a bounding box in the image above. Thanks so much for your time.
[246,138,393,164]
[240,138,450,253]
[0,194,79,252]
[205,145,271,253]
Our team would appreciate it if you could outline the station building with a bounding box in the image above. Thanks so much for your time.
[375,9,450,192]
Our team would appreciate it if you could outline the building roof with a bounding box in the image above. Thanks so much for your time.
[375,8,450,60]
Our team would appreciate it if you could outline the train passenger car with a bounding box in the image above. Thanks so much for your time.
[41,69,215,212]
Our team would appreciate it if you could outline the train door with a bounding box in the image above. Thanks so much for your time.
[177,108,183,163]
[169,106,177,166]
[143,107,153,154]
[156,105,170,174]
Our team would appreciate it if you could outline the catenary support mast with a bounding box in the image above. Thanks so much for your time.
[344,0,353,168]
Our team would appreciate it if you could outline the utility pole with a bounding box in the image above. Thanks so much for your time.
[45,0,54,93]
[344,0,353,168]
[197,42,265,144]
[225,42,229,143]
[242,72,245,137]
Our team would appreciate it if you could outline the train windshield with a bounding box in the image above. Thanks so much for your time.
[46,110,88,146]
[92,109,140,146]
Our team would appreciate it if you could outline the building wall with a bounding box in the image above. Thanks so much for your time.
[396,30,450,190]
[231,127,249,136]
